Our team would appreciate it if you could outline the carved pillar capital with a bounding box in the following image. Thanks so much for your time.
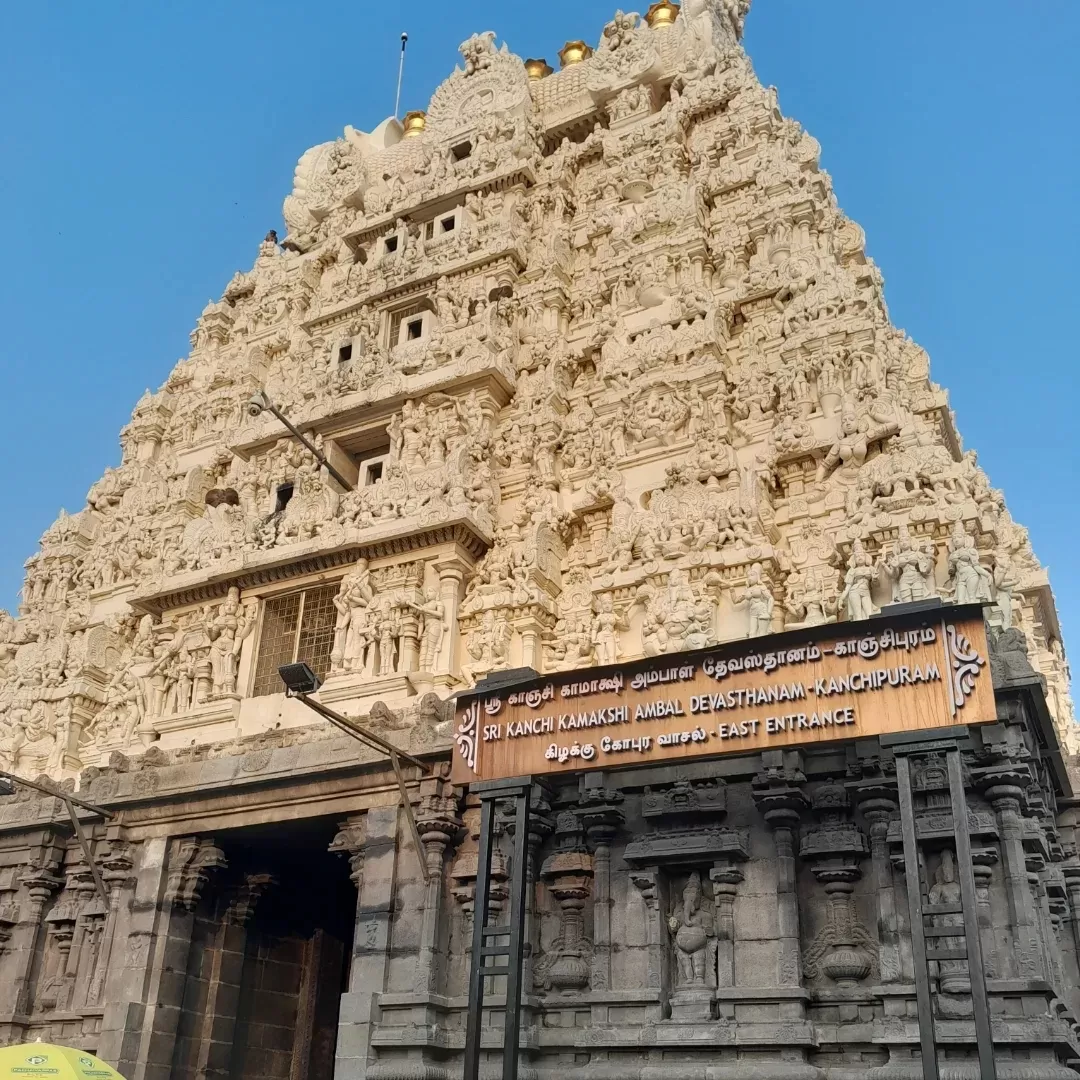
[451,797,508,929]
[224,872,276,926]
[752,751,807,987]
[329,819,366,887]
[164,837,227,911]
[18,863,64,916]
[416,776,465,874]
[800,778,870,884]
[751,751,810,836]
[536,810,594,991]
[800,778,876,986]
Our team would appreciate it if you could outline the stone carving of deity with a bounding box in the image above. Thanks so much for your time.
[667,872,716,988]
[375,601,401,677]
[591,593,627,666]
[928,850,969,995]
[738,563,774,638]
[838,540,877,621]
[409,588,447,673]
[882,527,937,604]
[208,587,255,696]
[992,543,1019,628]
[947,525,993,605]
[332,558,375,674]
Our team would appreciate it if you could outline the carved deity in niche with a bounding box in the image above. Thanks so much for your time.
[667,872,716,988]
[409,587,447,672]
[947,523,993,605]
[208,587,255,696]
[838,539,876,621]
[738,563,774,638]
[882,526,936,604]
[591,593,626,666]
[928,849,969,997]
[332,558,375,674]
[992,542,1019,628]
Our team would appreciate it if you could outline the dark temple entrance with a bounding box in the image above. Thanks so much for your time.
[169,818,356,1080]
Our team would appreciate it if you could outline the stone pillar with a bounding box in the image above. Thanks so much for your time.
[500,782,553,994]
[415,776,463,995]
[117,836,227,1080]
[333,806,398,1080]
[2,856,64,1024]
[579,779,624,994]
[752,751,809,987]
[434,558,467,677]
[192,873,275,1080]
[977,766,1045,980]
[85,836,135,1007]
[1064,864,1080,979]
[451,796,509,961]
[65,693,99,773]
[629,870,666,994]
[511,612,552,674]
[709,864,742,989]
[538,812,593,992]
[397,611,420,674]
[971,849,999,980]
[852,776,904,983]
[800,781,873,1010]
[519,626,541,671]
[95,837,158,1071]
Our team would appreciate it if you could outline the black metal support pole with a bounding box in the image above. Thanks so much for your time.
[266,402,354,491]
[0,770,113,818]
[896,753,939,1080]
[463,796,496,1080]
[503,789,531,1080]
[64,797,109,909]
[947,748,997,1080]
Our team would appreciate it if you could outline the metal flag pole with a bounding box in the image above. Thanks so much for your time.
[395,33,409,119]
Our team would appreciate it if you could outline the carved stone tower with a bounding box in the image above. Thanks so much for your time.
[0,3,1077,1079]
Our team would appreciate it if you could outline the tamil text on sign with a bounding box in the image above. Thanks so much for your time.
[451,608,994,785]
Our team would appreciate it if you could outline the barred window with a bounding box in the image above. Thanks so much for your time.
[387,301,430,348]
[250,583,339,698]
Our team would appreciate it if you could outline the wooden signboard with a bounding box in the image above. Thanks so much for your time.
[451,606,995,785]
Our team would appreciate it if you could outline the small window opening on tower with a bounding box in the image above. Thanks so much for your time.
[350,438,391,489]
[338,343,353,364]
[407,318,424,340]
[275,483,295,513]
[384,235,399,254]
[440,216,456,234]
[452,142,472,161]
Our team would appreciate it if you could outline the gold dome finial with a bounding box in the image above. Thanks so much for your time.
[645,1,680,28]
[558,40,593,68]
[402,110,427,138]
[524,58,554,79]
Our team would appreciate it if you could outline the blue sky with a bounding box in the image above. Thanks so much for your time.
[1,2,1077,649]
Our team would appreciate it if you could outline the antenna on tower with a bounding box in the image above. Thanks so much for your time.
[394,32,409,119]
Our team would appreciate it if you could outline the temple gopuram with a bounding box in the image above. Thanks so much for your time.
[0,3,1077,1078]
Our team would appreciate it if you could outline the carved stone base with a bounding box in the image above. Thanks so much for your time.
[318,671,416,710]
[935,991,974,1018]
[154,697,241,749]
[668,987,714,1022]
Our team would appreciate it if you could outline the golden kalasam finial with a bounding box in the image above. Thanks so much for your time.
[524,58,554,79]
[645,1,680,27]
[402,110,427,138]
[558,40,593,68]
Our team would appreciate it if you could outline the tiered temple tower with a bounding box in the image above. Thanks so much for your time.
[0,4,1078,1079]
